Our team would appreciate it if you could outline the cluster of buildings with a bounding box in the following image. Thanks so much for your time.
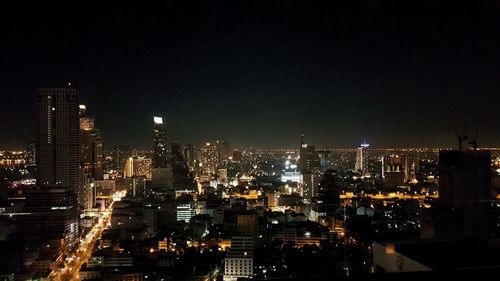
[1,85,500,280]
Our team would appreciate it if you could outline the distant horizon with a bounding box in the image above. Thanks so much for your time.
[2,142,500,152]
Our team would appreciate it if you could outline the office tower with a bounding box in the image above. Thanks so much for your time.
[200,142,219,174]
[80,104,104,180]
[153,116,169,168]
[216,140,229,163]
[151,116,174,197]
[31,86,80,250]
[355,142,370,175]
[224,236,254,281]
[232,149,242,162]
[36,87,80,194]
[437,149,492,239]
[382,154,415,187]
[79,100,102,208]
[298,136,320,202]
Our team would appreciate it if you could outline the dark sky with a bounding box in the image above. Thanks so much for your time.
[1,0,499,149]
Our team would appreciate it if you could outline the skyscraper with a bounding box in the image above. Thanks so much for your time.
[298,136,321,202]
[28,86,80,251]
[80,104,104,180]
[355,142,369,175]
[36,87,80,194]
[200,142,219,174]
[152,116,174,196]
[153,116,169,168]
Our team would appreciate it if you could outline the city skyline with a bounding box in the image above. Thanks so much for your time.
[1,1,500,149]
[3,1,500,280]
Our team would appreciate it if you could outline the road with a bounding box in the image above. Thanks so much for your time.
[48,191,125,281]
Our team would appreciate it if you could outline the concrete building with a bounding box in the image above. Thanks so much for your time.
[224,236,254,281]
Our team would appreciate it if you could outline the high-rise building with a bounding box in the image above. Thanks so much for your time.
[153,116,169,168]
[298,136,321,202]
[301,172,322,201]
[80,104,104,180]
[36,87,80,195]
[200,142,219,174]
[79,105,104,210]
[151,117,174,197]
[437,149,492,239]
[216,140,229,163]
[31,86,80,251]
[355,142,369,175]
[224,236,254,281]
[298,137,320,173]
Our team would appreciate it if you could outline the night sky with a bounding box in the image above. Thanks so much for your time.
[1,0,499,149]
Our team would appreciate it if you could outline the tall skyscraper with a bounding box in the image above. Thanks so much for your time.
[79,105,104,211]
[153,116,169,168]
[152,116,174,197]
[298,136,321,202]
[28,86,80,251]
[36,87,80,194]
[79,104,104,180]
[355,142,369,175]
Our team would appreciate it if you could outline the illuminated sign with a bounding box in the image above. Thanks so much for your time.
[153,116,163,124]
